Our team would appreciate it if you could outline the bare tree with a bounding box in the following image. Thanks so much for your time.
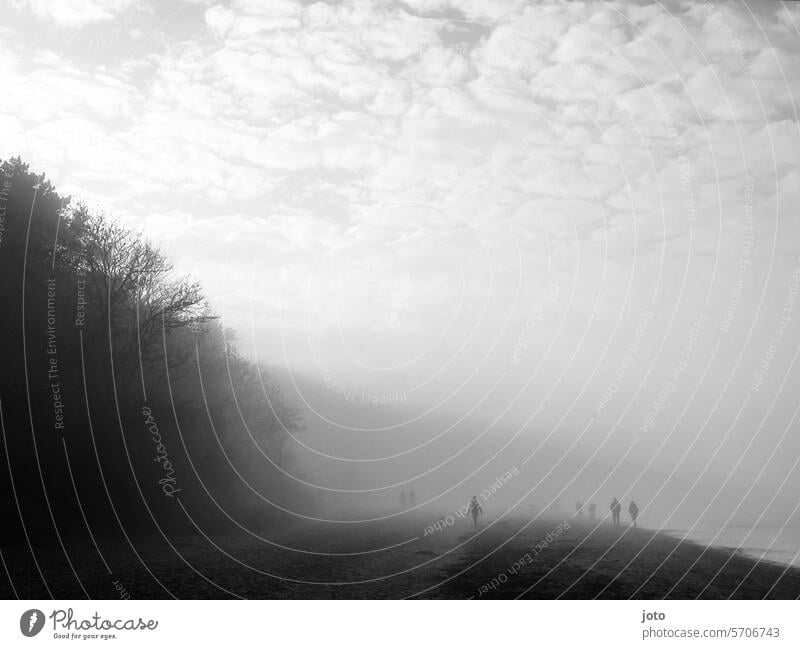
[69,208,213,382]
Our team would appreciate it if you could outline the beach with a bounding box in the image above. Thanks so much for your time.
[437,518,800,599]
[3,515,800,599]
[672,525,800,569]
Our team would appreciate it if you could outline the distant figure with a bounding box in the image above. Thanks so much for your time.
[610,498,621,527]
[468,496,483,528]
[629,500,639,528]
[400,490,407,509]
[575,501,584,517]
[588,503,597,521]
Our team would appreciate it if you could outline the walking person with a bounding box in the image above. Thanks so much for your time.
[588,503,597,521]
[629,500,639,528]
[468,496,483,528]
[610,497,621,527]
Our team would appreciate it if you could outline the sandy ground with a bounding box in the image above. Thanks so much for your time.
[2,515,799,599]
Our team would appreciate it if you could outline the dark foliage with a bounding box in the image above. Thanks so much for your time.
[0,157,305,552]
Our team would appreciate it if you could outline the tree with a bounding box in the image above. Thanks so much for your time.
[64,208,214,385]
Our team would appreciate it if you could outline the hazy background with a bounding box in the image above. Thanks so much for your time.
[2,0,800,535]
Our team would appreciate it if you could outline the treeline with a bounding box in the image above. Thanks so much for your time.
[0,157,307,546]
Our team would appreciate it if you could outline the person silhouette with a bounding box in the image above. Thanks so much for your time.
[610,498,621,527]
[588,503,597,521]
[409,490,417,508]
[629,500,639,528]
[400,490,407,509]
[468,496,483,528]
[575,501,584,517]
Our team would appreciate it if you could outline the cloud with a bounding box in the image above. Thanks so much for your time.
[1,0,799,380]
[7,0,143,27]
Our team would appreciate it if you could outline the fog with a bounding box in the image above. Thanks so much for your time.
[266,239,800,531]
[3,0,800,599]
[6,0,800,605]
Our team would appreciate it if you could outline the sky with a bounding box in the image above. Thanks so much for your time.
[3,0,800,526]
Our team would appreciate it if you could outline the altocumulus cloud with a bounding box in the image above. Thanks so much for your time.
[1,0,799,384]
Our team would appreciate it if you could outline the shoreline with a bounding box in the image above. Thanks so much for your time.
[660,526,800,571]
[436,517,800,599]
